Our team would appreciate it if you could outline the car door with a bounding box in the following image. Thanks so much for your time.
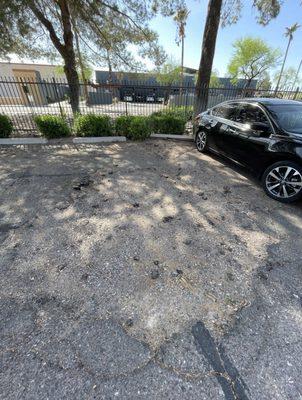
[210,102,242,157]
[198,108,221,150]
[230,103,273,170]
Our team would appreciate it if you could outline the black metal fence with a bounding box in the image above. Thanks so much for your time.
[0,76,301,136]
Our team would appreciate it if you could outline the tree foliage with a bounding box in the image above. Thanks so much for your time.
[221,0,282,27]
[0,1,56,60]
[256,70,271,90]
[0,0,184,112]
[174,6,189,45]
[0,0,181,68]
[252,0,282,25]
[221,0,243,26]
[273,67,302,91]
[227,37,281,88]
[156,60,182,85]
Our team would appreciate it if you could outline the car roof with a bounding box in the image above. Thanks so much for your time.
[226,98,302,106]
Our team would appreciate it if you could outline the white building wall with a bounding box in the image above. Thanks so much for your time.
[0,63,65,104]
[0,63,64,79]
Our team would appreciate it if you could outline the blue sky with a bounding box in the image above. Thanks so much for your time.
[150,0,302,78]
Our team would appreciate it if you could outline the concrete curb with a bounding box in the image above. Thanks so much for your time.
[0,137,48,145]
[150,134,194,141]
[73,136,126,144]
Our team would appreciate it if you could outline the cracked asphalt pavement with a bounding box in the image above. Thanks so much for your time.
[0,140,302,399]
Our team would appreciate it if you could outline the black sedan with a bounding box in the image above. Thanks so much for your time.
[194,98,302,203]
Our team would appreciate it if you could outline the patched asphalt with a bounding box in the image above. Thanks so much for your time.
[0,140,301,399]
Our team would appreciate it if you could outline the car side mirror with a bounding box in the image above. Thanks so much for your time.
[248,122,271,136]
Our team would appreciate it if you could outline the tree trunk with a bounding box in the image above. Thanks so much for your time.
[29,0,80,114]
[59,0,80,114]
[242,78,254,97]
[195,0,223,114]
[72,16,89,105]
[244,77,253,89]
[63,53,80,114]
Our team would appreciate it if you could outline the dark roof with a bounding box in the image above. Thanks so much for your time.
[95,70,195,85]
[183,66,197,74]
[94,70,257,89]
[218,78,257,89]
[228,98,302,106]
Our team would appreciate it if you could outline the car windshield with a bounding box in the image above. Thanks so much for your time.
[267,104,302,134]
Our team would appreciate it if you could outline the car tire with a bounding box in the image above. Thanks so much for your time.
[262,161,302,203]
[195,130,208,153]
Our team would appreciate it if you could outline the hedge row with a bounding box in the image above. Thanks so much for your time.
[34,112,188,140]
[34,115,70,139]
[0,108,189,140]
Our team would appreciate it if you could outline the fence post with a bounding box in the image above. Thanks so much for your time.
[83,79,89,105]
[184,83,188,115]
[52,77,64,118]
[125,97,128,116]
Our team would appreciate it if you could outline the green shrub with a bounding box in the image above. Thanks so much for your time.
[115,115,151,140]
[115,115,135,137]
[0,114,13,138]
[169,106,193,120]
[74,114,113,137]
[34,115,71,139]
[151,106,193,121]
[150,114,186,135]
[128,116,151,140]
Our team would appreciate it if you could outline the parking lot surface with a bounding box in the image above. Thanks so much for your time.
[1,140,301,399]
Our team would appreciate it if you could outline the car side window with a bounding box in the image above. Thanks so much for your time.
[211,106,223,117]
[212,103,239,121]
[237,104,269,125]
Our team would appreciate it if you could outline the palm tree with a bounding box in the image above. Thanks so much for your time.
[174,7,190,88]
[275,23,300,94]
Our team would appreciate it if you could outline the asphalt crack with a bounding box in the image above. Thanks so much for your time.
[192,321,250,400]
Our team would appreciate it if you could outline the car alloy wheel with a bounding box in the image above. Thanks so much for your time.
[264,163,302,202]
[196,131,207,152]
